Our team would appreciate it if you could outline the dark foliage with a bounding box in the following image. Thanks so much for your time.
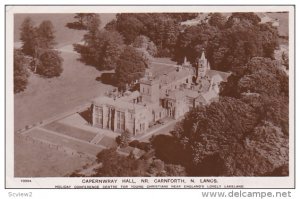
[116,130,131,148]
[174,12,278,72]
[66,22,85,30]
[95,148,148,177]
[96,73,117,86]
[105,13,196,57]
[14,49,29,93]
[36,50,63,78]
[74,30,125,70]
[115,46,148,91]
[150,134,188,165]
[221,57,288,98]
[37,20,56,49]
[66,13,100,30]
[129,140,151,152]
[20,17,38,56]
[171,96,289,176]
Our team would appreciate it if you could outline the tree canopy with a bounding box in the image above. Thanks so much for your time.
[221,57,288,98]
[14,49,29,93]
[115,46,148,91]
[174,12,279,72]
[37,20,56,49]
[74,30,125,70]
[20,17,38,56]
[171,95,288,176]
[19,17,63,78]
[36,50,63,78]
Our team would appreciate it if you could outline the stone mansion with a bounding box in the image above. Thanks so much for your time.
[91,52,231,136]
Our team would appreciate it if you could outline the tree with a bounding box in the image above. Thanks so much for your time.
[95,148,148,177]
[226,12,261,27]
[36,50,63,77]
[191,12,278,72]
[20,18,62,75]
[175,23,218,64]
[208,13,226,29]
[115,46,148,91]
[134,35,152,50]
[133,35,158,60]
[224,121,288,176]
[112,13,182,54]
[148,159,165,175]
[172,97,261,175]
[20,17,38,56]
[242,94,289,136]
[221,57,288,99]
[115,14,145,44]
[238,57,288,97]
[164,164,187,176]
[74,13,86,27]
[150,134,186,165]
[74,30,125,70]
[171,94,288,176]
[37,20,56,49]
[117,130,131,148]
[14,49,29,93]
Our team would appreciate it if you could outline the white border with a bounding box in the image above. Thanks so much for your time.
[5,5,295,189]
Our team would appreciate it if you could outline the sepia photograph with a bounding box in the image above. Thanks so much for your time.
[5,5,295,188]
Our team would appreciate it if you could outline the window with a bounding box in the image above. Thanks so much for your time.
[117,111,125,131]
[117,111,120,129]
[142,123,145,131]
[186,78,189,83]
[95,106,103,127]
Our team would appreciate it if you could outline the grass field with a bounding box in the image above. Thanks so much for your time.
[43,122,97,142]
[14,134,94,177]
[13,13,116,177]
[98,136,117,148]
[25,128,104,156]
[14,51,115,131]
[14,13,116,131]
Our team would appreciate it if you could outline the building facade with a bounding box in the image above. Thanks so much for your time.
[92,52,230,136]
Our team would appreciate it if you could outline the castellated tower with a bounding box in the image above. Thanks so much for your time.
[196,51,210,78]
[139,69,160,104]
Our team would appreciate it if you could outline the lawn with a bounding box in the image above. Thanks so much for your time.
[43,122,97,142]
[14,14,116,131]
[25,128,104,156]
[14,133,94,177]
[13,13,117,177]
[14,51,115,131]
[97,136,117,148]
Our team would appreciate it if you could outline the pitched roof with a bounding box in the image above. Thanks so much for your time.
[166,90,186,100]
[183,89,200,98]
[93,96,145,111]
[196,89,218,104]
[206,70,231,82]
[159,67,192,86]
[202,90,217,101]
